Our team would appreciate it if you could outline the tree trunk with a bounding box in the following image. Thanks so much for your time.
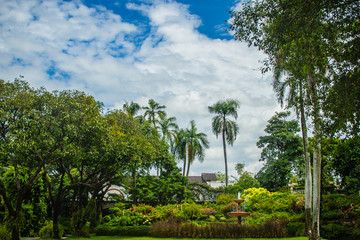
[308,74,322,240]
[11,221,20,240]
[52,205,61,239]
[299,82,312,237]
[183,158,186,176]
[222,126,228,186]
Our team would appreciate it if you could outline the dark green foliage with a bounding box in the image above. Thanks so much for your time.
[94,225,150,236]
[255,112,304,191]
[286,222,305,237]
[149,219,288,238]
[332,137,360,193]
[0,225,11,240]
[321,223,353,240]
[70,208,89,237]
[38,221,64,239]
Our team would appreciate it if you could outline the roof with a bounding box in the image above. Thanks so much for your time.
[201,173,217,181]
[188,176,205,184]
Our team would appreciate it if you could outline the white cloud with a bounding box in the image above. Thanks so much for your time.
[0,0,281,175]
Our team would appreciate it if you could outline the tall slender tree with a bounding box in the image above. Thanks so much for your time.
[208,99,240,186]
[273,69,312,235]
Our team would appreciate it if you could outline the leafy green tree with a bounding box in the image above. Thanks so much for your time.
[136,156,187,204]
[330,137,360,193]
[208,99,240,186]
[255,111,303,191]
[106,110,157,204]
[231,1,360,238]
[227,171,260,195]
[0,79,53,240]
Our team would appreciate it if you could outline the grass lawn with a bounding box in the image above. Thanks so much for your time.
[66,236,308,240]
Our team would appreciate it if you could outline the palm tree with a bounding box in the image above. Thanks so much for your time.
[208,99,240,186]
[174,128,188,176]
[185,120,209,176]
[157,114,178,147]
[173,121,209,176]
[122,101,140,118]
[143,99,166,129]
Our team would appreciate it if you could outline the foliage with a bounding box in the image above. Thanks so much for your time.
[149,219,288,238]
[227,171,260,194]
[95,225,150,236]
[38,221,64,239]
[0,225,11,240]
[255,112,303,191]
[331,137,360,193]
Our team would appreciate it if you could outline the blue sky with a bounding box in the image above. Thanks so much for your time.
[0,0,282,177]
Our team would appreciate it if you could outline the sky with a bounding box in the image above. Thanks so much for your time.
[0,0,283,177]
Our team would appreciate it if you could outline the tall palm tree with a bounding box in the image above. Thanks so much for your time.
[143,99,166,129]
[185,120,209,176]
[208,99,240,186]
[173,121,209,176]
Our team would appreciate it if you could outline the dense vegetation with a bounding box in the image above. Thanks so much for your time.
[1,1,359,240]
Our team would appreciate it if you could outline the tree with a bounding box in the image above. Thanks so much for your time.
[184,121,209,177]
[173,122,209,177]
[273,71,312,234]
[122,101,141,118]
[173,128,188,176]
[0,79,53,240]
[255,111,303,191]
[157,114,178,146]
[230,1,343,237]
[143,99,166,129]
[208,99,240,186]
[227,163,260,194]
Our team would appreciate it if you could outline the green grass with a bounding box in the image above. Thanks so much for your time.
[66,236,308,240]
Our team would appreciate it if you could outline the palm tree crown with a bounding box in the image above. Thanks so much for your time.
[208,99,240,186]
[174,120,209,176]
[143,99,166,129]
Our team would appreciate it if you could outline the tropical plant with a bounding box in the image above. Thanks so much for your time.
[122,101,141,118]
[156,115,178,152]
[173,121,209,177]
[208,99,240,186]
[142,99,166,129]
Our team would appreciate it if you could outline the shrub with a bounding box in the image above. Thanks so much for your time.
[200,207,217,216]
[38,221,64,239]
[181,203,202,220]
[149,219,288,238]
[94,225,149,236]
[321,223,352,240]
[0,225,11,240]
[287,222,305,237]
[216,194,235,205]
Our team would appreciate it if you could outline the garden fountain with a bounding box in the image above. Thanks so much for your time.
[228,193,250,226]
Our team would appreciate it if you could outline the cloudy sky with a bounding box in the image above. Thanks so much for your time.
[0,0,283,177]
